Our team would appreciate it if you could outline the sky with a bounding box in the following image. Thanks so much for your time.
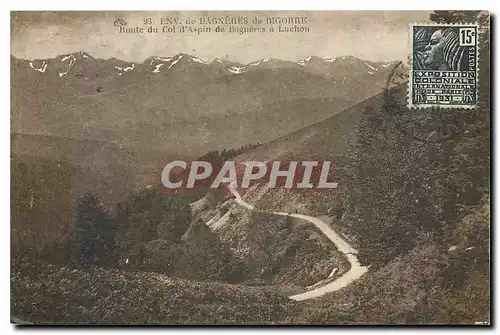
[11,11,432,64]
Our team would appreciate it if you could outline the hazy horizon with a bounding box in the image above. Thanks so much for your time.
[10,51,405,65]
[11,11,431,63]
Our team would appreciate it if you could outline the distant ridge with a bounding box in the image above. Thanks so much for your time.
[11,52,403,79]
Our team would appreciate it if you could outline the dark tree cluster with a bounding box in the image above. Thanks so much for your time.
[340,10,490,267]
[198,142,262,165]
[72,193,116,268]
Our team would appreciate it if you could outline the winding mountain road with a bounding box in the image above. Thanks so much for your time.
[227,183,368,301]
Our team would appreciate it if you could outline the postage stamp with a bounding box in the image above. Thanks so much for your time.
[409,23,479,108]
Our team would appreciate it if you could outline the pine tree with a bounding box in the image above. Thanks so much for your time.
[156,195,192,241]
[72,193,116,267]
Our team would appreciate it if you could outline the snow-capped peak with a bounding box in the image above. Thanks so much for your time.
[297,56,312,67]
[190,56,208,65]
[336,56,354,60]
[148,54,192,73]
[61,54,74,62]
[77,51,92,58]
[364,62,376,71]
[155,56,173,62]
[228,66,245,74]
[149,56,173,65]
[248,58,269,67]
[59,56,76,77]
[29,61,48,73]
[115,63,136,73]
[168,55,183,70]
[153,63,164,73]
[62,52,91,62]
[27,52,94,76]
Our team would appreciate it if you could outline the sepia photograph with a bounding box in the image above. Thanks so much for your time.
[10,9,491,325]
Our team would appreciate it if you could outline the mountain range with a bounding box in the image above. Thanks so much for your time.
[11,51,408,205]
[13,51,401,80]
[11,51,407,152]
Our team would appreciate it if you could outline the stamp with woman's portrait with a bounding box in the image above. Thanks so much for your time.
[409,23,478,108]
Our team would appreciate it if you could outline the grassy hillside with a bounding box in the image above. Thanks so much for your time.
[341,83,490,266]
[13,199,488,325]
[191,194,345,287]
[287,199,490,324]
[11,260,299,325]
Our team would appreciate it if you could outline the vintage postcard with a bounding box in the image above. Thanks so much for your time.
[10,10,491,325]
